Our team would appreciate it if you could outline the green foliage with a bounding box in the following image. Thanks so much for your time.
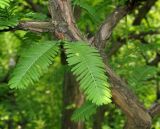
[72,101,97,121]
[72,102,97,121]
[24,12,47,20]
[9,41,59,89]
[128,66,157,87]
[0,2,47,30]
[0,17,18,30]
[7,38,112,123]
[9,40,112,106]
[64,41,111,105]
[0,7,18,30]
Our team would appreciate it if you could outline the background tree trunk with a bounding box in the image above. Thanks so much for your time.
[93,106,106,129]
[61,53,84,129]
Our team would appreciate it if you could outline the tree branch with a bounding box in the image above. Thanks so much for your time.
[18,21,55,32]
[92,0,139,50]
[133,0,158,25]
[107,38,125,59]
[0,21,55,33]
[129,30,160,39]
[107,29,160,58]
[148,103,160,117]
[48,0,82,41]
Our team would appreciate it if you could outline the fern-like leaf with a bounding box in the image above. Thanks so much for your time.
[0,7,19,30]
[9,41,59,89]
[64,41,111,105]
[0,17,18,30]
[71,101,97,122]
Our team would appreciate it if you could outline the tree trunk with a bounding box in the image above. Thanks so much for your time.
[124,118,151,129]
[61,72,84,129]
[61,52,84,129]
[93,106,106,129]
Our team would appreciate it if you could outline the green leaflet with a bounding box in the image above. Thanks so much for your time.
[0,6,19,30]
[64,41,112,105]
[0,17,18,30]
[72,101,97,121]
[9,41,59,89]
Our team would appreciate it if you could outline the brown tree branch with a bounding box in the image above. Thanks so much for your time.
[0,21,55,33]
[129,30,160,39]
[48,0,82,41]
[107,38,125,59]
[18,21,55,32]
[148,103,160,117]
[107,29,160,58]
[92,0,139,50]
[133,0,158,25]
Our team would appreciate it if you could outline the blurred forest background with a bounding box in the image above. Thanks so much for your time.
[0,0,160,129]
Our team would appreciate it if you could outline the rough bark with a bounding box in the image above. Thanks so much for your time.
[92,0,137,49]
[0,21,55,33]
[148,103,160,118]
[62,72,84,129]
[93,106,106,129]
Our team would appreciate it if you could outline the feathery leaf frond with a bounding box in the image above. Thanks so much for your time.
[9,41,59,89]
[0,6,19,30]
[64,41,111,105]
[71,101,97,122]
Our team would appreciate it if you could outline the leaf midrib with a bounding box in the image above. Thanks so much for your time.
[16,44,56,86]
